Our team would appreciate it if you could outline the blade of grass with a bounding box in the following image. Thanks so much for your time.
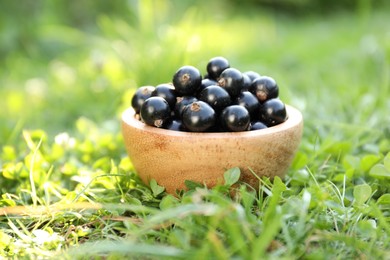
[64,240,189,259]
[23,131,44,207]
[251,177,286,257]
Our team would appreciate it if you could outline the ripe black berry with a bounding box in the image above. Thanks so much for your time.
[250,121,268,131]
[174,96,198,118]
[206,56,230,80]
[198,78,218,94]
[182,101,216,132]
[220,105,250,132]
[164,119,186,131]
[242,73,252,91]
[199,85,231,112]
[131,86,155,113]
[243,71,261,82]
[172,66,202,96]
[130,57,288,133]
[249,76,279,103]
[151,83,176,109]
[218,68,244,97]
[140,97,171,128]
[259,98,287,127]
[234,91,260,120]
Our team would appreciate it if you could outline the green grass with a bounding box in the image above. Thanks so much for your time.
[1,1,390,259]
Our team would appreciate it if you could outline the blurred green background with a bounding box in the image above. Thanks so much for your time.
[1,0,390,147]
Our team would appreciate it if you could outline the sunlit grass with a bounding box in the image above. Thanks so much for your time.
[0,1,390,259]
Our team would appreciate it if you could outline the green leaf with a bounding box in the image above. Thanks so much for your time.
[272,176,287,193]
[159,195,179,210]
[127,197,142,206]
[0,230,12,249]
[369,164,390,178]
[263,177,286,223]
[291,151,308,170]
[353,184,372,205]
[223,167,241,186]
[184,180,204,190]
[376,194,390,205]
[360,154,381,172]
[324,140,352,156]
[333,168,354,182]
[150,179,165,197]
[239,185,256,213]
[356,219,376,238]
[384,152,390,171]
[342,155,360,170]
[291,169,310,183]
[1,145,16,161]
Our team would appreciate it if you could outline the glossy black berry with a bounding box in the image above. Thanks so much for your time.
[250,121,268,131]
[259,98,287,127]
[172,65,202,96]
[243,71,261,82]
[218,68,244,97]
[198,78,218,94]
[206,56,230,80]
[182,101,216,132]
[242,73,252,91]
[140,97,171,128]
[163,119,186,131]
[174,96,198,118]
[234,91,260,120]
[220,105,250,132]
[199,85,231,112]
[151,83,176,109]
[131,86,155,113]
[130,56,289,133]
[249,76,279,103]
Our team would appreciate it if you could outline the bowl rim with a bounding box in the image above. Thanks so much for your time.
[122,104,303,139]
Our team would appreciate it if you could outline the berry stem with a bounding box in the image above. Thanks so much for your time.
[190,102,201,112]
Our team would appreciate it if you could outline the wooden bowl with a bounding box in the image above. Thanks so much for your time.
[121,105,303,194]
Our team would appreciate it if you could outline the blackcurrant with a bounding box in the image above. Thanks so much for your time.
[218,68,244,97]
[131,86,155,113]
[206,56,230,80]
[243,71,261,82]
[242,73,252,91]
[250,121,268,131]
[259,98,287,127]
[163,119,186,131]
[199,85,231,112]
[198,78,218,95]
[130,57,288,133]
[151,83,176,109]
[182,101,216,132]
[220,105,250,132]
[249,76,279,103]
[172,65,202,96]
[174,96,198,118]
[140,97,171,128]
[234,91,260,120]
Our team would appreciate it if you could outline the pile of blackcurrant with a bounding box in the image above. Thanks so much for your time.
[130,57,287,132]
